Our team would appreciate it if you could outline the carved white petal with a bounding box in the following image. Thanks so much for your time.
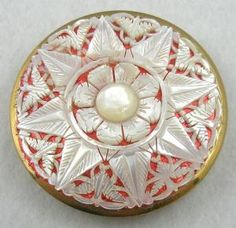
[114,63,140,84]
[169,160,195,187]
[132,27,173,72]
[138,97,161,124]
[57,136,80,185]
[158,116,202,162]
[185,96,216,121]
[176,39,191,66]
[73,83,98,108]
[151,179,173,201]
[110,151,151,206]
[42,154,56,176]
[134,152,152,203]
[181,96,217,150]
[76,107,103,133]
[166,73,216,110]
[110,155,137,203]
[96,122,122,145]
[95,174,126,205]
[24,137,58,158]
[45,20,91,52]
[57,141,102,189]
[45,32,73,52]
[87,65,113,89]
[114,15,160,40]
[18,97,69,137]
[86,17,125,60]
[38,49,82,87]
[71,169,127,209]
[122,116,150,143]
[21,66,51,112]
[131,74,159,98]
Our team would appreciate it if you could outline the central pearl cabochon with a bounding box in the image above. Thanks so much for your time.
[96,83,139,123]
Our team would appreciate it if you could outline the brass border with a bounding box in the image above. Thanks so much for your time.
[10,10,228,216]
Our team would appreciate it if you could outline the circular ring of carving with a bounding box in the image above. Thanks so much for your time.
[10,11,227,216]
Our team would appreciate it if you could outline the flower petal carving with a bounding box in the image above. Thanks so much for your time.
[114,63,140,84]
[131,74,160,98]
[72,83,98,108]
[96,121,123,145]
[88,65,113,89]
[122,116,150,143]
[76,107,103,133]
[138,97,161,124]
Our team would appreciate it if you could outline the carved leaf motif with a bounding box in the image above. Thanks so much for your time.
[57,142,102,189]
[46,20,91,52]
[134,152,151,201]
[96,121,123,145]
[94,171,126,205]
[76,107,103,133]
[182,96,217,148]
[25,137,58,156]
[18,97,69,137]
[38,49,82,86]
[87,65,113,89]
[110,151,151,205]
[25,137,59,176]
[158,117,202,162]
[114,63,140,84]
[87,17,125,59]
[138,97,161,124]
[166,73,216,110]
[114,15,159,40]
[73,83,98,108]
[42,154,55,176]
[57,137,81,185]
[131,74,160,98]
[132,27,173,72]
[176,39,191,66]
[148,157,195,200]
[151,179,173,200]
[110,155,137,198]
[74,168,127,209]
[173,167,194,187]
[122,116,150,143]
[21,66,51,112]
[186,96,216,121]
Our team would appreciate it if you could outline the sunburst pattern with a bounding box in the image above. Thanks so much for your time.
[16,13,222,210]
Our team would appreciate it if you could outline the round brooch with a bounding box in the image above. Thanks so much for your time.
[11,11,227,216]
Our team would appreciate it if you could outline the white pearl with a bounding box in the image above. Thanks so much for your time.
[96,83,139,123]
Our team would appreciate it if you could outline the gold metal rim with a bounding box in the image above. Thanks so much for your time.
[10,10,228,216]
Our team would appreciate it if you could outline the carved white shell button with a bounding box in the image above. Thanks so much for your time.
[11,11,227,216]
